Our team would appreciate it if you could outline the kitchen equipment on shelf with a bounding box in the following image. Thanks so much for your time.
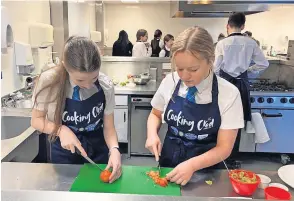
[133,73,151,85]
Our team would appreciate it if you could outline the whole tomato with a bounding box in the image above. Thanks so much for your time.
[100,170,111,183]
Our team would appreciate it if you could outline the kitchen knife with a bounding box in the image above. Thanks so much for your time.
[157,156,161,176]
[75,147,103,171]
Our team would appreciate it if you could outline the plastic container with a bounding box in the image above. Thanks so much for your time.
[264,186,291,200]
[229,170,261,196]
[268,183,289,191]
[257,174,271,189]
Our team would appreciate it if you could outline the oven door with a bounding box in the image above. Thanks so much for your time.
[256,109,294,154]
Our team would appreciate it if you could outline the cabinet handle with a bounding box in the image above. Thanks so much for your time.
[124,112,126,122]
[261,112,283,118]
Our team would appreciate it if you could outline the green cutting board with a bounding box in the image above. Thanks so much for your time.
[70,164,181,196]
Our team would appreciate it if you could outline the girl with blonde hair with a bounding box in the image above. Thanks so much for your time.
[145,27,244,185]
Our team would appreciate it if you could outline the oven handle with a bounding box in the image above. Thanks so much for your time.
[261,112,283,118]
[134,106,152,111]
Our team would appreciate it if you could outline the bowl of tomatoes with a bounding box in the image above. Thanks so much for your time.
[229,169,261,196]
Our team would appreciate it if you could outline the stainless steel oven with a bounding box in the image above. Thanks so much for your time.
[130,96,167,155]
[254,109,294,153]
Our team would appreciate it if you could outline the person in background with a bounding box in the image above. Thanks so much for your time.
[244,31,260,47]
[146,27,244,185]
[31,36,122,183]
[159,34,174,58]
[132,29,152,57]
[151,29,164,57]
[214,33,225,47]
[112,30,133,56]
[214,13,269,158]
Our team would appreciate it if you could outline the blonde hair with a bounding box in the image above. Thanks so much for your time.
[170,26,215,100]
[171,26,215,72]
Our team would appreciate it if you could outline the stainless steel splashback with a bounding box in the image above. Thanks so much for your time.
[49,1,69,59]
[101,57,170,82]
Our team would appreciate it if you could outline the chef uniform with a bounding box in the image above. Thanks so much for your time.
[151,71,244,168]
[33,69,116,164]
[214,32,269,153]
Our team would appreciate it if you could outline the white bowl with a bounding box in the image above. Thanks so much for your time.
[257,174,271,189]
[269,183,289,191]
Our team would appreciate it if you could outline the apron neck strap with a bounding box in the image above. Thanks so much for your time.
[228,32,243,37]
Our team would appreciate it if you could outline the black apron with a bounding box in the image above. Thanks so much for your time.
[163,46,170,57]
[160,74,222,169]
[51,80,109,164]
[151,39,161,57]
[219,32,252,122]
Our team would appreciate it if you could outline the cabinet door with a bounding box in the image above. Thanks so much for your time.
[256,109,294,153]
[114,108,128,143]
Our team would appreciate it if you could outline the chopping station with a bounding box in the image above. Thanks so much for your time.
[1,162,294,200]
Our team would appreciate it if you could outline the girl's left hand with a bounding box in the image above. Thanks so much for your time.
[105,148,122,183]
[166,160,195,186]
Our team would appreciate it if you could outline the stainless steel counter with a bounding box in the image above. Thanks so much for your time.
[114,80,160,95]
[1,190,262,201]
[2,162,293,200]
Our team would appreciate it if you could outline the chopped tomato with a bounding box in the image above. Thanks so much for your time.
[100,170,111,183]
[146,170,168,187]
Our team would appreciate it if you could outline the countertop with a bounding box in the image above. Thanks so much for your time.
[1,162,293,200]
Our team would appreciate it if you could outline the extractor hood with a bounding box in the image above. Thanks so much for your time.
[170,1,269,18]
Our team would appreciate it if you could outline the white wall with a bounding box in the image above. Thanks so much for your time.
[104,2,294,53]
[68,2,96,37]
[246,5,294,53]
[104,3,227,47]
[1,1,51,95]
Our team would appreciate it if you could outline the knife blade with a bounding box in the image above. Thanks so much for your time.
[157,156,161,176]
[75,147,103,171]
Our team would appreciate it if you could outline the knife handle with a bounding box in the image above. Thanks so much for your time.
[75,146,81,155]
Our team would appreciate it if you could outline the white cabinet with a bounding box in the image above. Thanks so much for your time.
[114,107,128,143]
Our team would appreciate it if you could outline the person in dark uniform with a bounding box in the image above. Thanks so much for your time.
[31,36,122,183]
[159,34,174,58]
[146,27,244,186]
[112,30,133,56]
[214,13,269,156]
[151,29,163,57]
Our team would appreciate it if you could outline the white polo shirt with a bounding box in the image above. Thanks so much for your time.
[32,67,115,122]
[151,71,244,130]
[132,42,152,57]
[214,34,269,77]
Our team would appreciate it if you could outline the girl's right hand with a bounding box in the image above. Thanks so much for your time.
[58,125,87,156]
[145,134,162,162]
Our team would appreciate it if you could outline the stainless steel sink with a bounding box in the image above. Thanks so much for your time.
[1,116,31,140]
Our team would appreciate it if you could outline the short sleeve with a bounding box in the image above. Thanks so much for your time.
[99,73,115,115]
[151,77,167,112]
[32,68,58,111]
[104,85,115,115]
[220,90,244,129]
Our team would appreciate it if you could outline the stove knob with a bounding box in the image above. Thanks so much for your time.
[289,98,294,104]
[280,98,288,103]
[267,98,274,103]
[258,97,264,103]
[250,97,255,103]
